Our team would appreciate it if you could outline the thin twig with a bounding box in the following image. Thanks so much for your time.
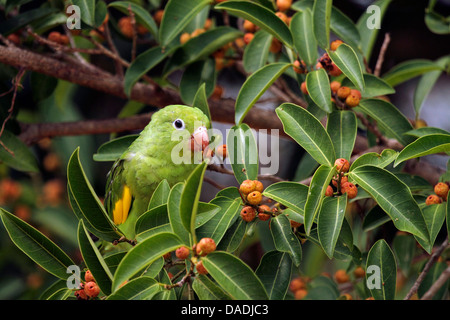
[374,33,391,77]
[404,237,449,300]
[127,4,138,61]
[420,265,450,300]
[103,22,124,79]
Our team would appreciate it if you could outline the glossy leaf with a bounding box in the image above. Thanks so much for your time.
[328,43,365,91]
[93,135,138,162]
[405,127,450,138]
[0,208,75,280]
[159,0,212,47]
[215,1,293,47]
[148,180,171,209]
[192,83,211,124]
[180,59,216,105]
[263,181,309,215]
[312,0,332,49]
[326,110,357,160]
[290,9,318,67]
[112,232,183,291]
[167,183,190,246]
[394,173,432,192]
[0,7,55,35]
[349,165,429,241]
[357,99,414,146]
[341,74,395,98]
[135,204,168,235]
[366,239,397,300]
[318,195,348,259]
[394,134,450,167]
[73,0,95,26]
[67,148,122,242]
[425,10,450,35]
[330,6,360,49]
[276,103,336,167]
[382,59,442,87]
[0,130,39,172]
[235,62,291,125]
[304,165,337,235]
[255,251,292,300]
[77,220,113,295]
[306,69,333,113]
[270,214,302,266]
[415,203,446,253]
[227,123,258,184]
[350,149,398,171]
[107,277,160,300]
[243,30,273,74]
[192,275,232,300]
[108,1,158,38]
[362,205,391,231]
[216,218,248,253]
[202,251,269,300]
[180,162,207,240]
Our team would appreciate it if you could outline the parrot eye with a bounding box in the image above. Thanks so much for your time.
[172,119,185,130]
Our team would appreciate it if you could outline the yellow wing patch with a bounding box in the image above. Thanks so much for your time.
[113,185,132,225]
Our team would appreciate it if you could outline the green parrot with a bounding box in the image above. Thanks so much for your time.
[104,105,210,240]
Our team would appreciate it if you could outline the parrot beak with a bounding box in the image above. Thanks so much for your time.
[190,126,209,152]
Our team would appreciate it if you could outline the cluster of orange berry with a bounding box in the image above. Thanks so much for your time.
[239,179,273,223]
[326,158,358,199]
[179,18,214,45]
[425,182,449,205]
[47,31,70,46]
[74,270,100,300]
[173,237,217,276]
[288,276,310,300]
[118,16,149,38]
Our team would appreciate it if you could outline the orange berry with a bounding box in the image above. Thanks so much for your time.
[14,205,31,221]
[243,32,254,44]
[269,38,282,53]
[234,37,246,48]
[75,288,89,300]
[294,288,308,300]
[337,86,351,99]
[240,179,256,195]
[275,12,289,24]
[350,89,362,99]
[84,281,100,298]
[240,206,256,222]
[191,28,206,38]
[330,39,344,51]
[47,31,61,43]
[277,0,292,11]
[330,81,341,93]
[290,219,302,228]
[332,175,348,188]
[342,293,353,300]
[334,269,350,283]
[325,185,333,197]
[328,62,342,77]
[289,277,306,292]
[257,205,271,221]
[316,62,323,70]
[176,246,190,260]
[345,94,360,108]
[7,33,21,45]
[434,182,449,201]
[84,270,95,283]
[179,32,191,44]
[196,261,208,275]
[247,191,262,205]
[300,81,308,95]
[118,16,134,38]
[253,180,264,193]
[204,18,213,30]
[293,60,306,74]
[341,182,358,199]
[353,266,365,278]
[335,158,350,173]
[425,194,442,205]
[216,144,227,160]
[243,20,256,32]
[196,238,216,256]
[153,10,164,26]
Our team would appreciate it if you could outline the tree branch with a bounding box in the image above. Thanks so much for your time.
[420,265,450,300]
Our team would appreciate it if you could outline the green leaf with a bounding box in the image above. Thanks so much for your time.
[350,149,398,171]
[202,251,269,300]
[356,0,392,62]
[357,99,414,146]
[167,183,190,246]
[216,218,248,253]
[255,251,292,300]
[341,74,395,98]
[326,110,357,160]
[330,6,360,49]
[192,274,232,300]
[418,261,449,300]
[180,59,216,105]
[349,165,429,241]
[0,208,75,280]
[112,232,182,291]
[415,203,446,253]
[394,134,450,167]
[164,26,242,76]
[303,275,339,300]
[73,0,95,26]
[413,56,449,117]
[362,205,391,231]
[227,123,259,184]
[0,7,55,35]
[93,135,139,162]
[328,43,365,91]
[215,0,293,48]
[195,202,221,228]
[405,127,450,138]
[290,9,318,67]
[425,10,450,35]
[382,59,442,87]
[306,69,332,113]
[159,0,212,47]
[243,30,273,74]
[94,0,107,28]
[304,165,337,235]
[67,148,122,242]
[135,204,168,235]
[263,181,309,215]
[77,220,113,295]
[124,46,172,97]
[365,239,397,300]
[180,162,207,240]
[394,173,432,192]
[192,84,212,125]
[392,233,416,276]
[0,130,39,172]
[108,1,158,38]
[318,194,348,259]
[107,277,160,300]
[312,0,332,49]
[196,197,241,245]
[235,62,291,125]
[276,103,336,167]
[148,180,171,209]
[270,214,302,266]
